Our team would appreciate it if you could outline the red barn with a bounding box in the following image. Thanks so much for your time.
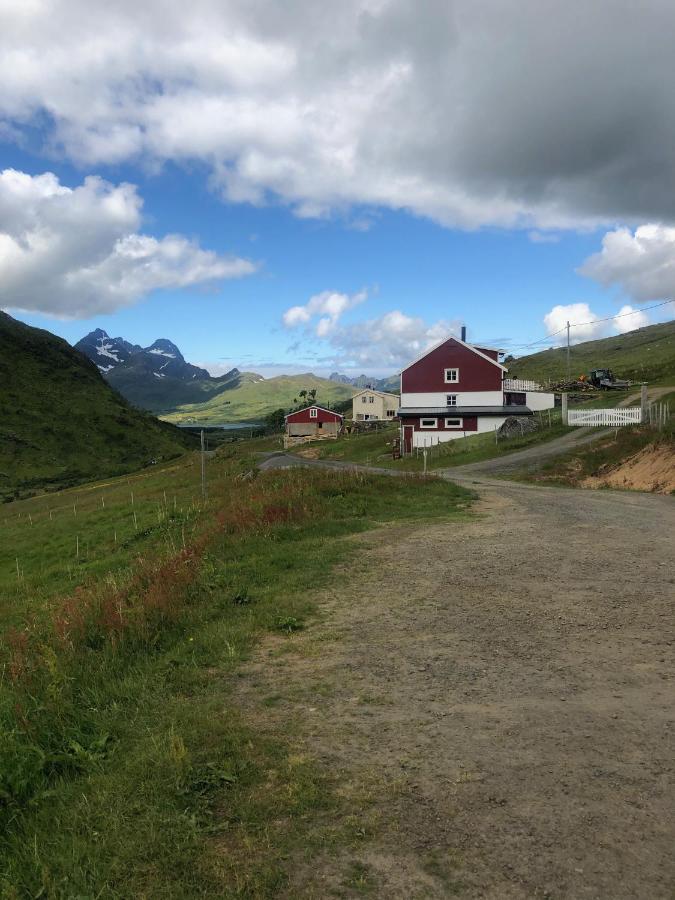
[284,405,343,448]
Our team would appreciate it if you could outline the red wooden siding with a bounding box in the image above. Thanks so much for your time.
[401,338,502,392]
[285,406,343,424]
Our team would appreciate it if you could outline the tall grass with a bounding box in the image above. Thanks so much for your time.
[0,459,471,897]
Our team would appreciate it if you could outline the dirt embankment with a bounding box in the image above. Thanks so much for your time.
[583,442,675,494]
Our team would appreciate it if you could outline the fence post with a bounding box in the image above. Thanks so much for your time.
[641,383,648,424]
[561,393,568,425]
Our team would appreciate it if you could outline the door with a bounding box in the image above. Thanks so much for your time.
[403,425,413,454]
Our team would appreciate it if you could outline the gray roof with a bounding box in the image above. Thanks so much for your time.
[397,405,533,417]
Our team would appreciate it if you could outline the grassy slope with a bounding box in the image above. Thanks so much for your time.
[0,312,194,501]
[515,390,675,488]
[509,319,675,385]
[164,373,356,423]
[299,413,571,471]
[0,437,472,897]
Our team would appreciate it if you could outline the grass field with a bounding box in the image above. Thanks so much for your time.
[0,437,472,897]
[295,411,572,471]
[164,373,356,424]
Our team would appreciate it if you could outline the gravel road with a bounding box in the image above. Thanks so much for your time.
[250,424,674,898]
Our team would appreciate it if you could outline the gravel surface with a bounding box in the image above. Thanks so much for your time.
[249,434,675,898]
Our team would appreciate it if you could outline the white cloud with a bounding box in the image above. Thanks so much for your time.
[282,287,459,369]
[580,224,675,302]
[323,310,460,370]
[0,169,256,317]
[614,304,651,334]
[542,301,653,346]
[4,1,675,229]
[528,231,560,244]
[543,303,606,344]
[282,289,367,335]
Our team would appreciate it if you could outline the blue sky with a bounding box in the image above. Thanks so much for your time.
[1,1,674,377]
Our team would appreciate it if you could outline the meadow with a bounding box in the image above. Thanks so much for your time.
[298,410,572,471]
[0,438,472,897]
[164,373,355,424]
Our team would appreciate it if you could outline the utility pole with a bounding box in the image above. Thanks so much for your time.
[566,320,571,383]
[200,429,207,500]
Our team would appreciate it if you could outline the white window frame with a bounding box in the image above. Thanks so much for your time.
[445,417,463,428]
[361,396,367,403]
[310,408,318,418]
[444,368,459,383]
[446,394,457,406]
[420,418,437,428]
[368,395,374,403]
[386,409,396,417]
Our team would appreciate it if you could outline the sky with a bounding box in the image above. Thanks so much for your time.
[1,0,674,378]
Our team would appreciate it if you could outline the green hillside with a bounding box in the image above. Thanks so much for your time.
[164,373,356,423]
[0,313,194,500]
[509,319,675,385]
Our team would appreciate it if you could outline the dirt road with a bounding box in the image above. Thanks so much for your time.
[248,451,674,898]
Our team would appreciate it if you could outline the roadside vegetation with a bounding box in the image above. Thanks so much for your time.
[294,411,571,471]
[0,438,472,897]
[516,392,675,492]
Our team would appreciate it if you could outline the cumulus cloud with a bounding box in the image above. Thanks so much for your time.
[542,301,653,346]
[282,289,367,336]
[282,286,459,369]
[614,305,652,334]
[324,310,459,370]
[0,169,255,317]
[580,224,675,302]
[4,1,675,229]
[543,303,606,344]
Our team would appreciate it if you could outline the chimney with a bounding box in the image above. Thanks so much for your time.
[460,325,467,342]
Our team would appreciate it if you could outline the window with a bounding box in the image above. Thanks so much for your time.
[420,418,437,428]
[361,396,367,403]
[446,394,457,406]
[445,417,463,428]
[386,409,396,417]
[368,396,374,403]
[444,368,459,383]
[310,408,317,418]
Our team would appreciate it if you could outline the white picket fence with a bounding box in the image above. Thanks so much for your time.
[568,407,642,427]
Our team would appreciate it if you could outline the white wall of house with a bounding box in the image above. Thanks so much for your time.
[524,391,555,411]
[400,390,504,407]
[411,416,509,448]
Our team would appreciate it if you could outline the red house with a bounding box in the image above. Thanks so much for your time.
[398,329,554,454]
[284,405,344,447]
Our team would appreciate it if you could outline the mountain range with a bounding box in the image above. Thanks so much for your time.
[75,329,263,413]
[328,372,400,392]
[74,329,356,420]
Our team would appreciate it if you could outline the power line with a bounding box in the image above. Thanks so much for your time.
[502,299,674,354]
